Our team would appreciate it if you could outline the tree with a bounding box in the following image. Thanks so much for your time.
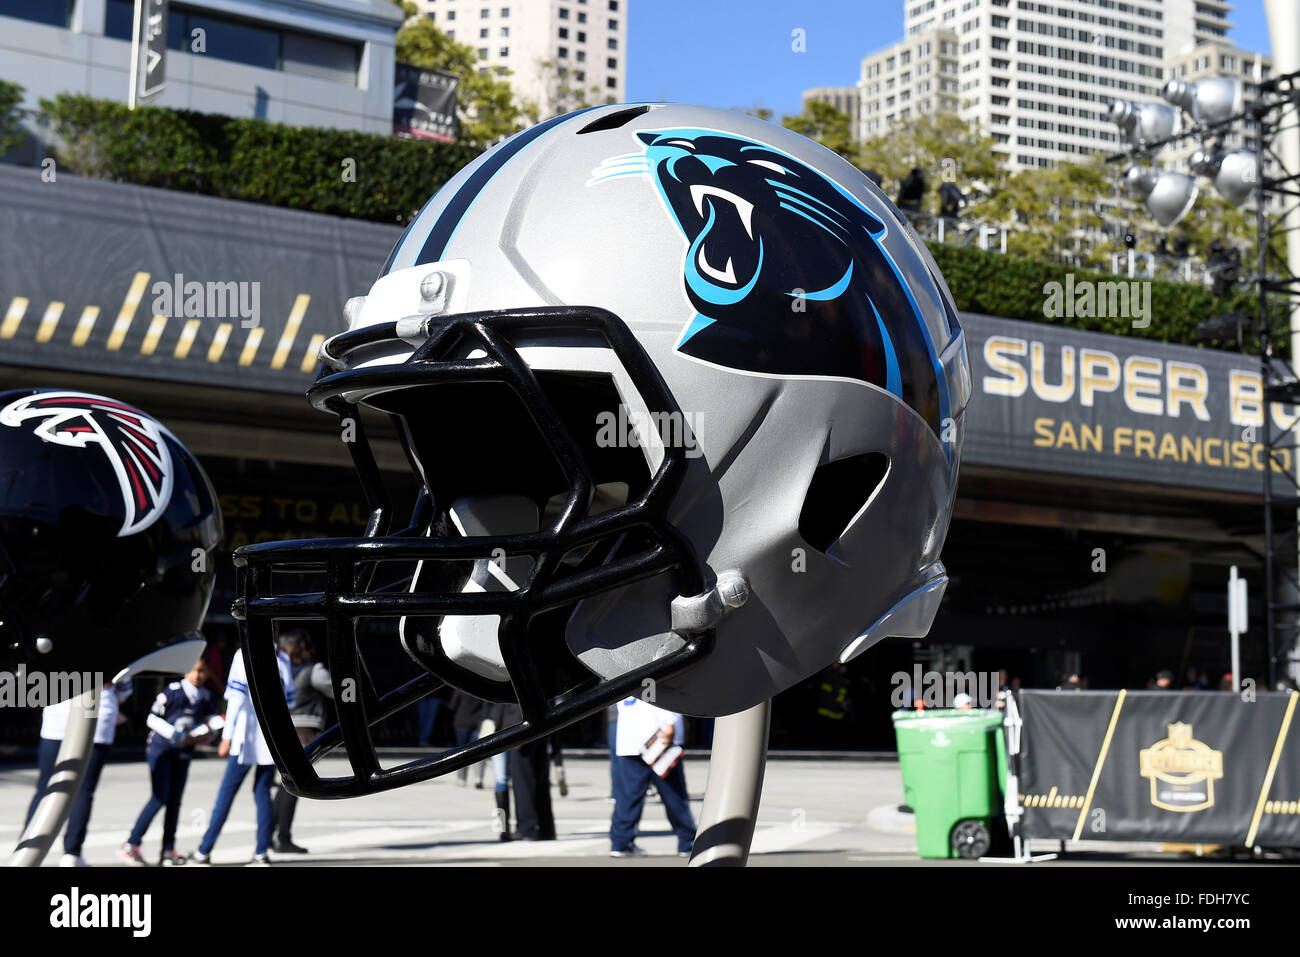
[858,112,1006,215]
[391,0,525,147]
[0,80,25,156]
[781,99,855,160]
[973,154,1121,268]
[532,58,615,119]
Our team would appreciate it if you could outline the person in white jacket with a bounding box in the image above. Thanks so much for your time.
[609,696,695,858]
[189,644,294,866]
[23,677,132,866]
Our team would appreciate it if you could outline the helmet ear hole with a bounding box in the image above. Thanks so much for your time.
[797,452,890,552]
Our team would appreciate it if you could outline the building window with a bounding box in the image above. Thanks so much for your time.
[447,9,455,19]
[3,0,74,26]
[501,7,509,16]
[576,70,585,82]
[608,36,617,49]
[559,26,568,38]
[607,56,617,69]
[577,31,586,42]
[576,49,585,62]
[480,27,488,38]
[606,76,616,88]
[610,0,618,8]
[446,30,454,39]
[559,7,569,18]
[499,46,508,56]
[480,7,490,17]
[500,26,508,36]
[578,11,587,22]
[558,46,568,57]
[608,18,618,29]
[479,48,488,59]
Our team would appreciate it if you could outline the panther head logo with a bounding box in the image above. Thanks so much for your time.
[0,392,174,537]
[590,127,953,438]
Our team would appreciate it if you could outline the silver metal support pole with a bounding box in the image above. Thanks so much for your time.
[10,686,99,867]
[688,699,770,867]
[128,0,143,110]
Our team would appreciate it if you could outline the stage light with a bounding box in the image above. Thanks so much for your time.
[1190,147,1257,206]
[1122,164,1157,199]
[1163,76,1244,126]
[1205,239,1243,297]
[1109,99,1177,147]
[1144,171,1200,227]
[938,181,966,219]
[896,167,926,213]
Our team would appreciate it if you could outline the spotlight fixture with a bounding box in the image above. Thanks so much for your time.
[1109,99,1178,148]
[896,167,927,213]
[1163,76,1244,126]
[1189,147,1257,206]
[938,181,966,219]
[1124,166,1199,227]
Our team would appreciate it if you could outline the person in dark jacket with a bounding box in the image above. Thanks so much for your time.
[272,631,334,854]
[449,690,486,788]
[120,657,219,865]
[505,703,555,841]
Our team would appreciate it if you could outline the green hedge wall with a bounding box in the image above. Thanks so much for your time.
[39,93,481,223]
[927,243,1259,351]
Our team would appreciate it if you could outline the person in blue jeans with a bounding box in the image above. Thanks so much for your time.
[120,657,220,865]
[610,697,695,857]
[189,643,294,866]
[24,677,132,867]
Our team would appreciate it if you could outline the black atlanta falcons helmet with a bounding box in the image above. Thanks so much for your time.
[0,389,223,688]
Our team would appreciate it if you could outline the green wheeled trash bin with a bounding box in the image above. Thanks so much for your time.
[891,709,1007,859]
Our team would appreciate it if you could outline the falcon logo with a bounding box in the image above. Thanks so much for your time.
[589,128,952,439]
[0,392,174,537]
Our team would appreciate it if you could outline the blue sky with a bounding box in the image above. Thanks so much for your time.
[626,0,1275,120]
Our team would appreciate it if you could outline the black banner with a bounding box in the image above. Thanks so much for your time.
[393,63,459,143]
[963,313,1298,496]
[139,0,168,100]
[0,165,401,394]
[1018,689,1300,847]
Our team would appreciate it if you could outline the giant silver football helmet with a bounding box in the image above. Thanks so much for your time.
[234,104,970,797]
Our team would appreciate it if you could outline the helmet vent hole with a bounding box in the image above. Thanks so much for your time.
[577,105,652,134]
[798,452,890,552]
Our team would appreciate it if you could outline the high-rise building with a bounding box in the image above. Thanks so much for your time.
[857,28,960,141]
[803,85,862,134]
[416,0,627,119]
[810,1,1253,173]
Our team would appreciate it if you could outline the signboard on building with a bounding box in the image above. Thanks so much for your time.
[962,313,1298,496]
[393,64,459,142]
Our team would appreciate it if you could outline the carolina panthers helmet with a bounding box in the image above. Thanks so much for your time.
[234,104,970,798]
[0,389,223,687]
